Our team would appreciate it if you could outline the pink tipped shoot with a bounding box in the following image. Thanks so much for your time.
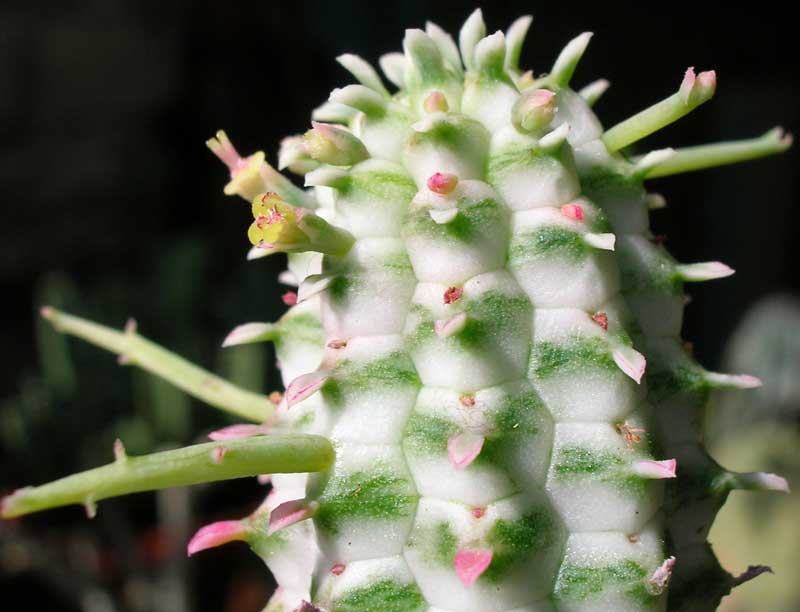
[447,432,485,470]
[512,88,557,133]
[187,520,248,556]
[286,371,328,407]
[454,548,493,588]
[267,499,318,535]
[560,203,584,221]
[633,459,677,480]
[424,91,449,113]
[113,439,127,462]
[647,556,676,594]
[427,172,459,195]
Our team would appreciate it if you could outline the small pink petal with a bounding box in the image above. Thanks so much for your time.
[286,371,328,407]
[612,346,647,384]
[633,459,677,480]
[187,520,247,556]
[427,172,458,194]
[448,432,485,470]
[647,556,676,594]
[454,548,493,588]
[208,424,270,441]
[435,312,468,338]
[268,499,317,535]
[560,203,584,221]
[282,291,298,306]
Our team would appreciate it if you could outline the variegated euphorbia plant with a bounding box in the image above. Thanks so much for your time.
[2,9,792,612]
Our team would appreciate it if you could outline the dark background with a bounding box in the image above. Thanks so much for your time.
[1,1,797,611]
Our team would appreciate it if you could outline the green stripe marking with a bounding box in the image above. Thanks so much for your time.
[553,447,646,496]
[315,468,418,535]
[509,226,589,263]
[483,507,559,582]
[555,560,656,606]
[322,352,420,407]
[332,579,426,612]
[405,197,505,242]
[530,337,616,378]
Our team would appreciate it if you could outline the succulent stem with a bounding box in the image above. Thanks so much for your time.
[602,68,716,152]
[639,128,793,178]
[41,307,272,423]
[1,434,334,519]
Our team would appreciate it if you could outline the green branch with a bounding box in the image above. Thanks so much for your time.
[639,128,793,178]
[2,434,334,518]
[41,307,271,423]
[602,68,716,152]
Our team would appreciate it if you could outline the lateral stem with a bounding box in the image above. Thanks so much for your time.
[41,307,272,423]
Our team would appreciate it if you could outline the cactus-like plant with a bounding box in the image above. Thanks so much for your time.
[2,9,792,612]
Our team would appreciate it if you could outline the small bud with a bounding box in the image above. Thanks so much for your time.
[327,338,348,349]
[459,394,476,407]
[471,507,485,519]
[512,88,557,133]
[454,548,493,588]
[424,91,449,113]
[680,67,716,106]
[303,122,369,166]
[427,172,459,195]
[331,563,346,576]
[268,391,283,405]
[591,312,608,330]
[282,291,298,306]
[444,286,464,304]
[560,203,584,221]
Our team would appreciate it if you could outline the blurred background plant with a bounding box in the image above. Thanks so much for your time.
[0,1,797,611]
